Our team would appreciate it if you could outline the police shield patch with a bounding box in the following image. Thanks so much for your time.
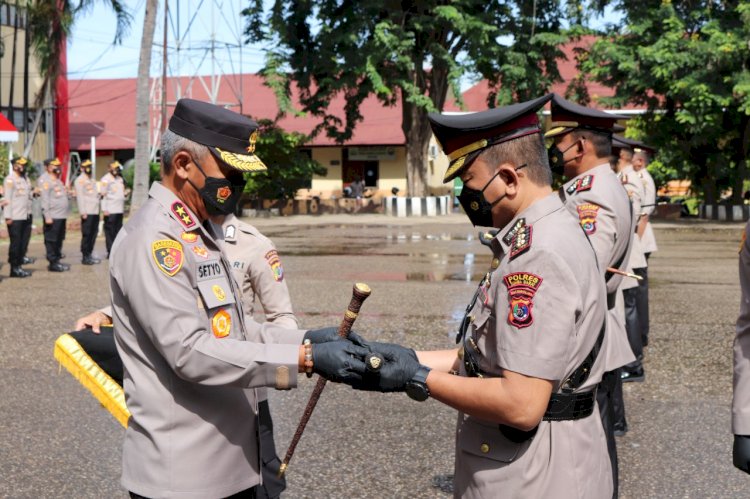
[152,239,184,277]
[503,272,543,329]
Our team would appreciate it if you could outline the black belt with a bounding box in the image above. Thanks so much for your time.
[543,390,596,421]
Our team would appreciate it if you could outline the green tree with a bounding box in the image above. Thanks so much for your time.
[581,1,750,204]
[243,119,326,203]
[244,1,573,196]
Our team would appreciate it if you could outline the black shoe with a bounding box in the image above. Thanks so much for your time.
[642,336,649,347]
[82,256,101,265]
[22,256,36,265]
[60,253,66,259]
[48,262,67,272]
[60,263,71,270]
[613,424,629,437]
[10,266,31,278]
[621,368,645,383]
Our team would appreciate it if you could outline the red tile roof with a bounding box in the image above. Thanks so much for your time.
[69,36,640,151]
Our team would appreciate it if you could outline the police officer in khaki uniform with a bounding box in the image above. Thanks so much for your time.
[349,95,613,498]
[39,157,71,272]
[733,220,750,473]
[110,98,369,498]
[223,214,298,328]
[633,149,657,348]
[100,160,128,258]
[616,148,648,384]
[4,156,33,277]
[75,159,101,265]
[545,94,636,497]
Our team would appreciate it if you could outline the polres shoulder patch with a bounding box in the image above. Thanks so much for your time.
[503,272,543,329]
[577,203,600,235]
[265,250,284,282]
[152,239,184,277]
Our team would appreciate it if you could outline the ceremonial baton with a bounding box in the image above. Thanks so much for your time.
[607,267,643,281]
[278,282,372,478]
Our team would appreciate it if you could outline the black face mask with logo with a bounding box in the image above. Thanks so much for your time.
[458,164,526,227]
[547,140,580,176]
[189,157,246,216]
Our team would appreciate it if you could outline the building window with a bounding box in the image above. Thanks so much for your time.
[1,107,46,133]
[0,4,27,28]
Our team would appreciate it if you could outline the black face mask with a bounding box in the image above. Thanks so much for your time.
[547,140,580,176]
[83,167,92,175]
[458,164,526,227]
[52,167,61,175]
[112,167,122,176]
[188,157,245,216]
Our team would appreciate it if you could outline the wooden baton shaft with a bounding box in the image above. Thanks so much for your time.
[607,267,644,281]
[278,282,372,478]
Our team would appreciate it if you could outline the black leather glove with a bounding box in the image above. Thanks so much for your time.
[734,435,750,474]
[304,327,368,347]
[352,341,420,392]
[312,341,369,384]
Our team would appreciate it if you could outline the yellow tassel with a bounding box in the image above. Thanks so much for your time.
[53,334,130,428]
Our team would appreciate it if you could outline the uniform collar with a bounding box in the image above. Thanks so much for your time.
[222,214,238,243]
[490,192,563,256]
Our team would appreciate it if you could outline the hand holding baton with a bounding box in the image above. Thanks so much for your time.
[278,282,372,477]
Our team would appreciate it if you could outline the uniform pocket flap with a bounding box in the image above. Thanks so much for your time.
[197,278,236,310]
[457,416,531,463]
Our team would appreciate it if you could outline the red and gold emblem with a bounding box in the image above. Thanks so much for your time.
[503,272,543,329]
[181,231,199,243]
[192,246,209,259]
[212,309,231,338]
[265,250,284,282]
[216,186,232,203]
[151,239,184,277]
[577,203,600,236]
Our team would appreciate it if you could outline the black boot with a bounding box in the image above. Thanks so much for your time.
[82,256,101,265]
[22,256,36,265]
[10,266,31,278]
[48,262,67,272]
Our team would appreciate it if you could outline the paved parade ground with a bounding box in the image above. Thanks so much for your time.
[1,214,748,498]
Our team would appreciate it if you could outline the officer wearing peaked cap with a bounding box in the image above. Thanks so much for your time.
[75,159,102,265]
[346,95,613,498]
[4,156,33,277]
[39,157,71,272]
[545,93,636,498]
[109,98,371,499]
[100,160,128,258]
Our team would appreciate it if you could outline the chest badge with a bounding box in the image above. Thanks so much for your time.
[503,272,543,329]
[212,309,231,338]
[192,245,209,259]
[181,231,199,243]
[152,239,184,277]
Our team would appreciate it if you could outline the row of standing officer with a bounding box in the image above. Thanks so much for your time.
[1,157,127,277]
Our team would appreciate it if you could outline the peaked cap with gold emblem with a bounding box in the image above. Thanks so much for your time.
[428,94,553,183]
[544,93,628,139]
[168,98,267,172]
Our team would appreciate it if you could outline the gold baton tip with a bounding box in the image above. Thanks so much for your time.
[354,282,372,295]
[277,463,287,478]
[345,310,358,320]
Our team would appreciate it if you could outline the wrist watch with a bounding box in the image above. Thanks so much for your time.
[405,365,431,402]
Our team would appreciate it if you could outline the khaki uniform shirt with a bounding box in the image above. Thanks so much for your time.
[74,173,100,215]
[110,182,306,499]
[100,172,126,214]
[734,222,750,434]
[453,193,612,499]
[222,215,298,329]
[618,165,647,291]
[638,168,658,254]
[39,172,70,220]
[3,170,32,220]
[560,163,636,371]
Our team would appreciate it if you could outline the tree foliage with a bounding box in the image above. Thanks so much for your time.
[242,119,326,201]
[243,1,582,196]
[581,1,750,203]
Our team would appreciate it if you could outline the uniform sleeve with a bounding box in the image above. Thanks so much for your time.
[246,237,298,329]
[642,173,657,216]
[100,177,108,212]
[111,231,302,390]
[74,178,85,214]
[493,249,580,381]
[3,177,14,219]
[40,180,51,216]
[734,222,750,433]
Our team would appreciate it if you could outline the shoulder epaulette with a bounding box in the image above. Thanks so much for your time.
[567,174,594,195]
[503,218,532,261]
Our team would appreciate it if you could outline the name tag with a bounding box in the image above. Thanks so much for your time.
[197,259,225,281]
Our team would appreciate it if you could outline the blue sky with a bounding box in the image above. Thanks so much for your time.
[68,1,621,82]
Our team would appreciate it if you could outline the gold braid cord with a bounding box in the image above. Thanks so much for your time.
[279,283,371,477]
